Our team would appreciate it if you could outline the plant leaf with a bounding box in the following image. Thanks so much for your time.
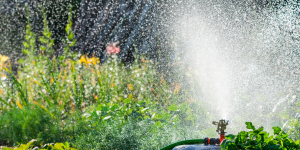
[225,134,236,140]
[273,126,281,135]
[246,122,256,130]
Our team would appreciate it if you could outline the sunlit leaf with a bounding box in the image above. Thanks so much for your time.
[246,122,256,130]
[225,134,236,140]
[273,126,281,135]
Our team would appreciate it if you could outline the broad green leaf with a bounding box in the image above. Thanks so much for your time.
[280,132,288,139]
[238,131,248,143]
[273,126,281,135]
[254,126,264,133]
[246,122,256,130]
[220,139,230,149]
[225,134,236,140]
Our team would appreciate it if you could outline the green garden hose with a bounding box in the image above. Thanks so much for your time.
[160,139,204,150]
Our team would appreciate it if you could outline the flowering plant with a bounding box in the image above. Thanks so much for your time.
[106,42,120,55]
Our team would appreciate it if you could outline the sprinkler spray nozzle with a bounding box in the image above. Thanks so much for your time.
[213,119,229,144]
[204,119,230,145]
[212,119,229,135]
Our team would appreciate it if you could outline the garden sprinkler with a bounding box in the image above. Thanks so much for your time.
[213,119,229,143]
[161,119,229,150]
[204,119,229,145]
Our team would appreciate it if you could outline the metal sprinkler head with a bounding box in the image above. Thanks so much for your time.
[203,119,230,145]
[212,119,229,135]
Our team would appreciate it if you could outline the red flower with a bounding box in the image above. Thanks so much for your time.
[106,42,120,55]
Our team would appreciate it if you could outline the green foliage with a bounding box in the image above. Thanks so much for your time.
[0,5,201,149]
[221,122,300,150]
[0,105,59,146]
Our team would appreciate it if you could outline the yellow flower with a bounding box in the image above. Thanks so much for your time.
[78,54,100,65]
[16,101,23,109]
[88,56,100,65]
[0,54,9,69]
[127,84,134,91]
[0,54,9,64]
[78,55,87,64]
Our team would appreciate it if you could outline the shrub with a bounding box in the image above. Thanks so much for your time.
[221,122,300,150]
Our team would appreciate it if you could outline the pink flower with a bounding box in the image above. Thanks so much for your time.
[106,42,120,55]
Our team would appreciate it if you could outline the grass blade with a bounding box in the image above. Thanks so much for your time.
[4,67,28,105]
[0,97,13,108]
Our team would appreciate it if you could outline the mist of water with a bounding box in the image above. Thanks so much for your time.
[163,0,300,134]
